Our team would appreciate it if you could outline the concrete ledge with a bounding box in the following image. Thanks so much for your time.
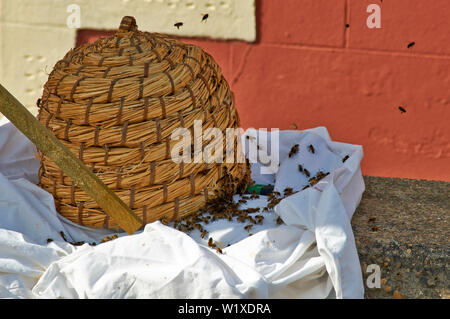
[352,176,449,299]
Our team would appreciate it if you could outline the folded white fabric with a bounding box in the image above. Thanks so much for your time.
[0,120,365,299]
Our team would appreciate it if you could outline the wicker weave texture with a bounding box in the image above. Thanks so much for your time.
[37,17,250,230]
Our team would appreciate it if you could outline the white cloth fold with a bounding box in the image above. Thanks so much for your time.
[0,120,365,299]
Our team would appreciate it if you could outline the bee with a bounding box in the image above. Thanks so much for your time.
[303,169,310,178]
[46,238,53,243]
[398,106,406,114]
[237,215,247,223]
[342,155,350,163]
[302,185,310,190]
[368,217,376,223]
[316,171,329,180]
[309,177,319,186]
[36,98,42,108]
[201,13,209,22]
[290,123,298,129]
[371,226,379,231]
[238,199,247,204]
[201,230,207,238]
[101,236,111,243]
[174,22,183,29]
[288,144,299,158]
[216,247,223,254]
[59,231,68,242]
[255,215,264,224]
[246,135,256,141]
[276,217,283,225]
[244,224,253,231]
[308,144,315,154]
[407,42,415,48]
[250,192,259,199]
[298,164,304,172]
[208,237,216,248]
[284,187,294,196]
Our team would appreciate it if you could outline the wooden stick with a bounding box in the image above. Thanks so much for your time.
[0,84,143,234]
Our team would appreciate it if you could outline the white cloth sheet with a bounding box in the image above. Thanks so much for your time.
[0,117,365,299]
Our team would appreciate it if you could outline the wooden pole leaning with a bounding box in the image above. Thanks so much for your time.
[0,83,143,234]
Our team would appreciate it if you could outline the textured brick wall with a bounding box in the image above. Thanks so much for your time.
[78,0,449,182]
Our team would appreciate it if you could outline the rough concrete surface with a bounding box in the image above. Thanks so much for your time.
[352,176,449,299]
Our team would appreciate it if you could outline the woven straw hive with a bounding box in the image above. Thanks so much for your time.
[37,16,250,230]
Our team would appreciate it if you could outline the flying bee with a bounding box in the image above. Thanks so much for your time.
[201,13,209,22]
[246,135,256,141]
[407,42,415,48]
[303,169,310,178]
[174,22,183,29]
[308,144,315,154]
[298,164,304,172]
[398,106,406,114]
[342,155,350,163]
[289,144,299,158]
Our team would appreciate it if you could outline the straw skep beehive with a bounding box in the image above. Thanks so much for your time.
[37,16,250,230]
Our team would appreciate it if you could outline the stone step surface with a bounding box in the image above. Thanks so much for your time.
[352,176,449,299]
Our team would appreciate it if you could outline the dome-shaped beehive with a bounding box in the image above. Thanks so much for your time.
[37,16,250,230]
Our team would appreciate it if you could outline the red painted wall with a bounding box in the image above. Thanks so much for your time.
[77,0,450,182]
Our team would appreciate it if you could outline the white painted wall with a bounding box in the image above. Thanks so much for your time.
[0,0,255,118]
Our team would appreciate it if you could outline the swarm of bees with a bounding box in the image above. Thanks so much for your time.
[167,142,333,252]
